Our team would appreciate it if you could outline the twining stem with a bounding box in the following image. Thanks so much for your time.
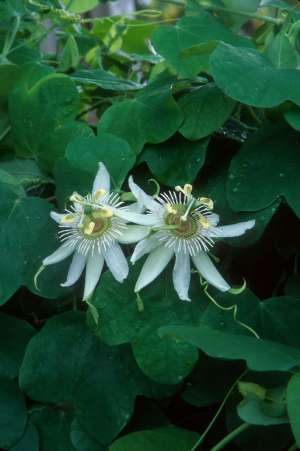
[211,422,251,451]
[198,1,284,25]
[190,369,248,451]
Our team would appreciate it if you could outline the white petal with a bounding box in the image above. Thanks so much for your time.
[208,213,219,226]
[131,233,160,264]
[114,209,158,226]
[103,243,128,283]
[92,162,110,195]
[126,201,144,213]
[192,251,230,292]
[83,251,104,300]
[61,252,87,287]
[129,176,163,215]
[208,219,255,238]
[43,244,74,266]
[173,252,191,301]
[118,225,151,244]
[50,211,64,224]
[134,246,174,293]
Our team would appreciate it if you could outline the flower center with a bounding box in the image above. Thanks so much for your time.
[165,204,199,238]
[81,210,112,238]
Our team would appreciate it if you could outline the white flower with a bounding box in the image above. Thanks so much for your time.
[129,177,255,301]
[43,163,150,300]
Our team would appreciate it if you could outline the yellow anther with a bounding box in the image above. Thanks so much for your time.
[184,184,193,195]
[84,221,96,235]
[165,204,177,215]
[70,192,84,203]
[199,197,214,210]
[199,214,211,229]
[101,206,113,218]
[61,214,76,224]
[175,184,193,196]
[94,188,107,201]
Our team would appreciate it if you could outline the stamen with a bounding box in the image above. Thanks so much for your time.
[180,198,195,222]
[199,214,211,229]
[94,188,107,200]
[70,192,84,203]
[199,197,214,210]
[165,203,177,214]
[61,214,76,224]
[175,184,193,196]
[84,221,95,235]
[101,206,113,218]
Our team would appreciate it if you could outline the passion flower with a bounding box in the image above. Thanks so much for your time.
[129,177,255,301]
[42,163,149,300]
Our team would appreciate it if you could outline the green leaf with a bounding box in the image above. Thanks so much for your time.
[109,426,199,451]
[284,106,300,131]
[151,10,252,78]
[178,84,235,140]
[0,62,20,96]
[60,0,99,13]
[287,372,300,447]
[0,313,35,378]
[0,377,27,449]
[70,419,106,451]
[92,264,208,384]
[10,421,39,451]
[30,407,74,451]
[159,323,300,372]
[266,32,298,69]
[72,68,142,91]
[9,63,92,170]
[54,134,135,205]
[199,163,279,246]
[20,311,173,445]
[98,78,182,154]
[226,122,300,217]
[59,35,80,72]
[141,135,208,186]
[210,43,300,107]
[0,159,52,188]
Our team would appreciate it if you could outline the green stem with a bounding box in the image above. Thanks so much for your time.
[198,1,284,25]
[211,423,251,451]
[2,15,21,57]
[190,369,248,451]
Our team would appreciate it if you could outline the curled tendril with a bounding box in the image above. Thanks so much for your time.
[148,178,161,197]
[200,277,260,339]
[33,264,45,291]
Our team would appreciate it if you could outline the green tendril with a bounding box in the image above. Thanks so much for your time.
[148,178,160,197]
[200,278,260,339]
[34,264,45,291]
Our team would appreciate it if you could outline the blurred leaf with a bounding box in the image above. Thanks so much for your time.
[92,264,207,384]
[59,35,80,72]
[20,312,174,445]
[211,43,300,107]
[10,421,39,451]
[60,0,99,13]
[287,372,300,446]
[109,426,199,451]
[0,314,35,378]
[227,122,300,217]
[9,63,92,170]
[141,136,208,186]
[151,10,252,77]
[0,377,27,449]
[98,77,182,154]
[178,84,235,140]
[266,32,298,69]
[54,133,135,206]
[0,159,52,188]
[72,68,142,91]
